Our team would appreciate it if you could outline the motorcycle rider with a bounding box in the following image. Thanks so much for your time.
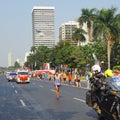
[90,64,104,114]
[87,65,119,119]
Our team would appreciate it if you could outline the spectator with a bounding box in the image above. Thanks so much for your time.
[74,72,79,87]
[62,71,67,83]
[86,70,92,89]
[77,72,81,87]
[68,72,72,85]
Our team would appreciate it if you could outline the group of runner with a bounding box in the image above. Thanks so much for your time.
[53,66,120,100]
[53,70,82,100]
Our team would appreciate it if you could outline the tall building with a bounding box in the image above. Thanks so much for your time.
[59,21,89,46]
[24,52,31,62]
[8,51,14,67]
[59,21,79,41]
[32,6,55,48]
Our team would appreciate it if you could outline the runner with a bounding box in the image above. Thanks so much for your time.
[54,71,61,100]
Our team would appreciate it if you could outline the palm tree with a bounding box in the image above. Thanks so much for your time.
[93,7,120,69]
[72,28,86,46]
[30,46,37,54]
[78,8,97,42]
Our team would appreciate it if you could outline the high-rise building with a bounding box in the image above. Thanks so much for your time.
[59,21,80,46]
[59,21,79,41]
[24,52,31,62]
[32,6,55,48]
[8,51,14,67]
[59,21,89,46]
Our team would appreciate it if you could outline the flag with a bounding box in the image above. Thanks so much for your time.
[36,29,40,33]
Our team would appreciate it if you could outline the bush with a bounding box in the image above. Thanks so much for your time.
[113,65,120,70]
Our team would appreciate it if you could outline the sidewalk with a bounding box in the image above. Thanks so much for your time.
[61,79,90,89]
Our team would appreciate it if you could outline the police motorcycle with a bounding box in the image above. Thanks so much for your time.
[86,65,120,120]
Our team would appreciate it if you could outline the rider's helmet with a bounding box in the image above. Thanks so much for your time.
[104,69,114,78]
[92,64,101,74]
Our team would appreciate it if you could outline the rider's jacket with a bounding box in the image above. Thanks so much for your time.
[90,72,104,88]
[90,72,105,102]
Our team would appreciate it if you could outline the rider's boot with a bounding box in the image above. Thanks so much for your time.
[93,102,101,114]
[93,102,97,109]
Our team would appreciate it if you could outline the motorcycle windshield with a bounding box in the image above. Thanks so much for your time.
[112,75,120,91]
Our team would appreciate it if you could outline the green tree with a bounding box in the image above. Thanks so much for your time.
[14,61,21,69]
[30,46,37,54]
[70,47,86,69]
[93,7,120,68]
[72,28,86,46]
[36,46,50,69]
[111,43,120,67]
[81,44,94,65]
[78,8,97,42]
[54,40,75,66]
[25,53,35,70]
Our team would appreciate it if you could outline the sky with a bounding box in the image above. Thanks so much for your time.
[0,0,120,67]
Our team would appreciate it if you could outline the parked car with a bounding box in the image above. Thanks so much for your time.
[7,72,17,82]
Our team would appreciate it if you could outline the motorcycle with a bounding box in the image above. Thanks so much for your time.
[86,75,120,120]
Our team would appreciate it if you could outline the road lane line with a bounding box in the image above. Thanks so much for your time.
[20,99,26,107]
[15,90,18,94]
[50,89,56,92]
[73,97,85,103]
[39,85,44,88]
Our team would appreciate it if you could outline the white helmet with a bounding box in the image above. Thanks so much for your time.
[92,64,101,73]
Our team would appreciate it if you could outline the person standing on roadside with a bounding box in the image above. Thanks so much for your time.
[86,70,92,89]
[62,71,67,83]
[74,72,79,87]
[68,72,72,85]
[77,72,81,87]
[54,71,61,100]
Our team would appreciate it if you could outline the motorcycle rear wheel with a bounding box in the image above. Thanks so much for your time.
[98,115,105,120]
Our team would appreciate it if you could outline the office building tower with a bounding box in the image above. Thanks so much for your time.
[32,6,55,48]
[59,21,79,41]
[24,52,31,62]
[8,51,14,67]
[59,21,88,46]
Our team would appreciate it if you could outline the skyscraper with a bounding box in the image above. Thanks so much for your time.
[32,6,55,48]
[8,51,14,67]
[59,21,89,46]
[59,21,79,41]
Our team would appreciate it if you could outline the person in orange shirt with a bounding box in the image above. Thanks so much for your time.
[62,72,67,83]
[68,72,72,85]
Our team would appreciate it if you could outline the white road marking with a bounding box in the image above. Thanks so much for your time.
[50,89,56,92]
[39,85,44,88]
[20,99,26,107]
[73,97,85,103]
[15,90,18,94]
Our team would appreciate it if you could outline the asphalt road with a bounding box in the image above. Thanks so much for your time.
[0,76,98,120]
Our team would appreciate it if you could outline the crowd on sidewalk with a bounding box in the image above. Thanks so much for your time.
[30,66,120,89]
[31,69,86,88]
